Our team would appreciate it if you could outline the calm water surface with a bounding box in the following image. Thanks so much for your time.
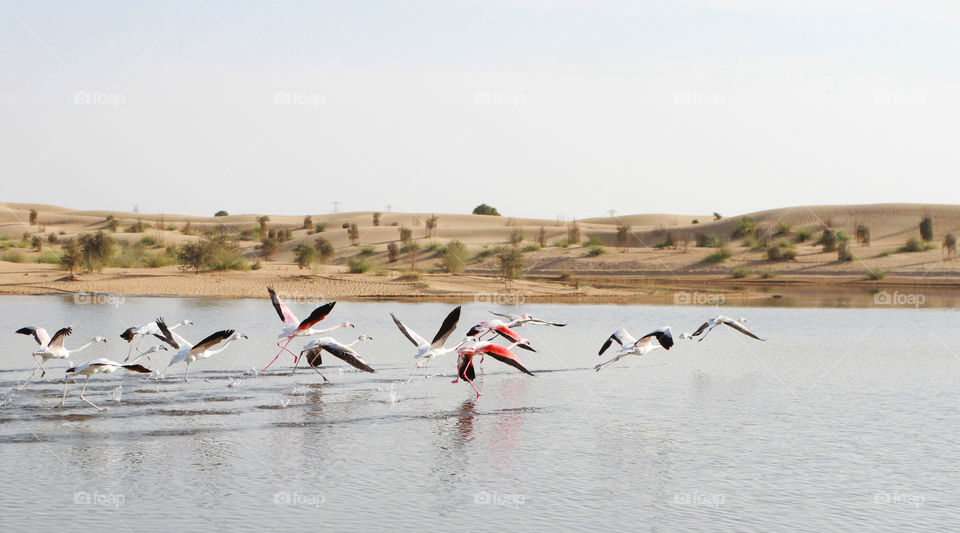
[0,295,957,532]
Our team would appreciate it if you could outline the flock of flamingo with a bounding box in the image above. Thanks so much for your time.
[12,288,765,410]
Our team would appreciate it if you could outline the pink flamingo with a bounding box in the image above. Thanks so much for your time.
[261,288,353,373]
[454,341,534,398]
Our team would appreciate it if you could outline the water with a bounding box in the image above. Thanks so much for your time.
[0,295,957,532]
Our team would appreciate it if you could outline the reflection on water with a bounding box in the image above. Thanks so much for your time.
[0,296,957,531]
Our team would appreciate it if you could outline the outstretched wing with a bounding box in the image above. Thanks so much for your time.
[488,311,518,321]
[479,344,534,376]
[16,326,50,346]
[321,342,375,373]
[599,329,633,356]
[391,313,428,347]
[297,301,336,331]
[526,318,566,327]
[120,327,137,342]
[492,325,535,352]
[189,330,234,355]
[302,347,323,367]
[689,321,710,338]
[268,287,299,326]
[722,319,765,341]
[430,306,461,349]
[48,327,73,349]
[636,327,674,350]
[154,318,180,350]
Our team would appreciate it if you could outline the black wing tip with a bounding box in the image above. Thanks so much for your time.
[466,325,481,337]
[15,327,33,335]
[65,366,77,373]
[122,364,153,373]
[120,328,135,342]
[517,343,536,352]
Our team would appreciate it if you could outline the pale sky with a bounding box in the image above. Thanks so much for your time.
[2,0,958,220]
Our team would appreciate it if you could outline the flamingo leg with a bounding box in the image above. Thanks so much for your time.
[466,377,481,398]
[79,376,105,411]
[290,354,302,376]
[16,359,42,390]
[184,363,191,382]
[404,360,424,384]
[58,376,70,407]
[261,338,294,373]
[697,325,718,342]
[594,352,631,371]
[310,364,329,382]
[38,357,48,378]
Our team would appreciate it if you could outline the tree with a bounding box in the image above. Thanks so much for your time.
[920,217,934,242]
[348,223,360,246]
[713,212,723,221]
[28,209,37,226]
[425,215,438,237]
[819,228,837,252]
[567,223,581,245]
[303,216,313,230]
[498,247,524,280]
[314,237,335,262]
[77,231,116,272]
[944,234,957,259]
[443,240,469,274]
[106,219,119,232]
[31,235,42,251]
[258,238,280,260]
[399,226,413,247]
[538,227,547,247]
[510,228,523,245]
[214,210,229,217]
[257,216,270,238]
[616,223,631,251]
[387,242,399,263]
[837,241,853,262]
[373,212,381,226]
[293,243,317,269]
[177,242,206,274]
[472,204,501,216]
[856,224,871,246]
[60,239,82,276]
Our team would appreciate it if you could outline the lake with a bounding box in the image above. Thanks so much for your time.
[0,295,956,532]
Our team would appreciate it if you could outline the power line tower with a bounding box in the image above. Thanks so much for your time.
[331,201,341,213]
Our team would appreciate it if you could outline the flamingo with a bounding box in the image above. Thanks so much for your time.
[595,327,674,371]
[454,340,534,398]
[262,288,353,373]
[58,359,152,411]
[152,318,247,381]
[488,311,566,328]
[680,315,764,342]
[15,326,106,389]
[391,306,465,383]
[297,336,375,381]
[120,318,192,360]
[465,319,536,352]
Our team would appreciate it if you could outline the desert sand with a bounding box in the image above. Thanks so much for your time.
[1,201,959,302]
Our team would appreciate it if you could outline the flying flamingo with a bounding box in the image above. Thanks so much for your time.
[679,315,764,342]
[465,319,536,352]
[15,326,106,389]
[262,288,353,373]
[595,327,674,371]
[298,336,375,381]
[153,318,247,381]
[391,306,464,383]
[120,318,192,360]
[454,340,534,398]
[488,311,566,328]
[58,359,153,411]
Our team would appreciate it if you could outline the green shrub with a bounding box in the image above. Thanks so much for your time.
[899,238,935,253]
[2,251,25,263]
[818,229,838,252]
[795,228,813,243]
[522,244,541,252]
[35,251,62,264]
[554,237,571,248]
[730,266,750,278]
[703,246,733,264]
[314,238,335,262]
[294,243,318,269]
[498,247,524,279]
[759,268,777,279]
[586,245,606,257]
[398,270,422,281]
[140,235,159,247]
[443,241,469,274]
[359,246,376,256]
[732,217,757,239]
[766,240,797,261]
[920,217,934,241]
[585,235,604,247]
[866,269,887,280]
[472,203,500,216]
[653,233,677,249]
[774,222,792,236]
[348,257,373,273]
[696,233,720,248]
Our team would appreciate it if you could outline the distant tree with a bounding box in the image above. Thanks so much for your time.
[257,238,280,260]
[31,235,42,251]
[106,219,119,232]
[567,223,581,245]
[472,204,501,216]
[182,221,192,235]
[373,212,381,227]
[510,228,523,246]
[303,216,313,230]
[314,237,335,262]
[837,241,853,262]
[443,240,469,274]
[214,210,229,217]
[293,243,317,269]
[28,209,37,226]
[616,223,631,251]
[399,227,413,246]
[819,228,838,252]
[538,227,547,247]
[944,233,957,259]
[713,212,723,221]
[257,216,270,239]
[920,217,934,242]
[856,224,871,246]
[348,223,360,246]
[77,231,116,272]
[60,239,82,276]
[387,242,399,263]
[177,242,206,274]
[498,247,524,280]
[425,215,438,237]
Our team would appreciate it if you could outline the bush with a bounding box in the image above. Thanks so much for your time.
[398,270,422,281]
[696,233,720,248]
[774,222,792,236]
[31,235,42,251]
[35,251,62,264]
[177,235,248,273]
[567,224,581,245]
[899,238,935,253]
[124,220,150,233]
[730,266,750,278]
[538,227,547,247]
[399,227,413,246]
[743,236,765,250]
[47,233,59,244]
[257,238,280,260]
[522,244,541,253]
[2,251,25,263]
[866,269,887,280]
[944,234,957,258]
[510,228,524,245]
[920,217,934,242]
[766,240,797,261]
[472,204,501,216]
[856,225,871,246]
[795,228,813,243]
[372,212,381,226]
[348,223,360,246]
[29,209,38,226]
[60,240,82,275]
[443,241,469,273]
[585,235,604,247]
[836,241,853,262]
[586,245,606,257]
[498,247,524,279]
[703,246,733,264]
[294,243,317,269]
[303,216,313,229]
[78,231,116,272]
[759,268,777,279]
[214,210,229,217]
[314,238,335,262]
[359,246,376,256]
[387,242,399,263]
[554,237,571,248]
[425,241,445,254]
[653,233,676,249]
[140,235,159,247]
[348,257,373,273]
[818,229,838,252]
[732,217,757,239]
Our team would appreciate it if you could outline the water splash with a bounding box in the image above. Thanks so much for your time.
[110,385,123,402]
[242,367,259,376]
[291,386,308,395]
[279,398,291,408]
[376,384,400,404]
[228,379,242,388]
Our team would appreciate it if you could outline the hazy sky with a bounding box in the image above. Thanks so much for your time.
[2,1,958,219]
